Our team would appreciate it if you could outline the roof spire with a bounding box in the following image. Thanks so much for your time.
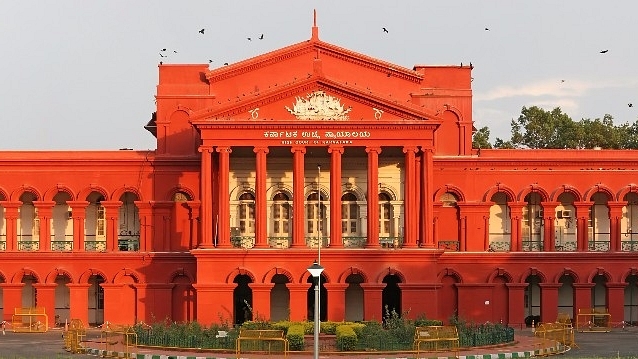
[311,9,319,40]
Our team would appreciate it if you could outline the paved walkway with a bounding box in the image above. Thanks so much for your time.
[83,330,564,359]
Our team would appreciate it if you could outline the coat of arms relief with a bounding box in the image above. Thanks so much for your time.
[285,91,352,120]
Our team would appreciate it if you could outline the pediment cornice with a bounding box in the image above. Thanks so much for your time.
[204,38,423,84]
[191,76,441,123]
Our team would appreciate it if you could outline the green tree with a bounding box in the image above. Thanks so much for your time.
[513,106,577,148]
[477,106,638,149]
[472,126,492,149]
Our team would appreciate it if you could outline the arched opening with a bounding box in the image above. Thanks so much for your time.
[379,192,395,239]
[621,192,638,251]
[54,274,71,326]
[306,273,327,321]
[85,192,106,252]
[306,192,326,248]
[591,274,608,311]
[589,192,610,251]
[21,274,38,308]
[18,192,39,251]
[0,192,6,251]
[51,192,73,251]
[270,274,290,321]
[118,192,140,251]
[524,275,541,326]
[342,192,360,237]
[558,274,575,319]
[233,274,253,325]
[172,273,195,322]
[625,274,638,324]
[382,274,402,321]
[556,192,577,251]
[345,274,364,321]
[522,192,543,251]
[88,275,105,326]
[270,192,291,247]
[0,275,4,316]
[488,192,511,251]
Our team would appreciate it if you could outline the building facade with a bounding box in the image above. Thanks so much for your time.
[1,24,638,328]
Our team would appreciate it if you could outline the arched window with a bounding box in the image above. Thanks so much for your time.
[306,192,325,235]
[522,192,543,251]
[238,193,255,235]
[342,193,359,236]
[379,193,392,237]
[272,192,290,236]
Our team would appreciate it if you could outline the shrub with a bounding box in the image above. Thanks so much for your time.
[336,325,357,351]
[321,321,338,335]
[286,324,305,351]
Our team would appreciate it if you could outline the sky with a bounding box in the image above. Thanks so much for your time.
[1,1,637,150]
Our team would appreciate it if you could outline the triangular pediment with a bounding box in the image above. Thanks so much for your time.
[191,76,441,123]
[204,39,423,85]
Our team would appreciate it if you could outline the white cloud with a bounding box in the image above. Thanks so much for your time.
[475,77,638,103]
[474,79,594,102]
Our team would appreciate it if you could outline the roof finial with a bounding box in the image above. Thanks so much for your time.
[311,9,319,40]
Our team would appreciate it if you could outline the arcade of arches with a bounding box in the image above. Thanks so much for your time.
[2,23,638,328]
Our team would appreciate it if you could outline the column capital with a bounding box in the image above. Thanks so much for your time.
[248,283,275,291]
[100,200,122,209]
[402,146,418,154]
[216,146,232,154]
[365,146,381,154]
[198,145,213,153]
[66,200,89,208]
[291,146,306,154]
[32,201,56,209]
[537,283,562,289]
[253,146,270,154]
[0,201,22,209]
[327,145,344,154]
[186,200,201,210]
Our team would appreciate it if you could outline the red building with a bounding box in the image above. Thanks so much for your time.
[1,21,638,329]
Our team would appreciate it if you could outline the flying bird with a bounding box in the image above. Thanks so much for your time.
[209,59,213,63]
[247,37,252,41]
[159,53,166,58]
[561,79,565,83]
[199,28,205,34]
[469,62,474,69]
[224,62,229,66]
[484,27,490,31]
[382,27,388,33]
[161,48,166,52]
[630,103,634,107]
[600,49,608,54]
[259,34,264,40]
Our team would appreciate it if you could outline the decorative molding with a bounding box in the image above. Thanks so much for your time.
[285,91,352,120]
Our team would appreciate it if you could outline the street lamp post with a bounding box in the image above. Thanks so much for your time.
[316,164,322,326]
[307,261,324,359]
[317,164,321,264]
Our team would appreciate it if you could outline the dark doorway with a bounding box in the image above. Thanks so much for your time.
[233,274,253,325]
[382,274,402,321]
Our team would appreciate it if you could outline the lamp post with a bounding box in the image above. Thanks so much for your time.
[307,261,324,359]
[316,164,321,329]
[317,164,321,264]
